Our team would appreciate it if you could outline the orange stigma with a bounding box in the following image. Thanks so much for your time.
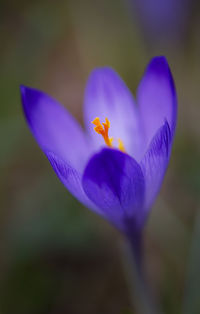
[92,117,113,147]
[91,117,126,152]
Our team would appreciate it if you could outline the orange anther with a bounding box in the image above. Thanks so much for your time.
[118,138,126,152]
[92,117,113,147]
[91,117,126,152]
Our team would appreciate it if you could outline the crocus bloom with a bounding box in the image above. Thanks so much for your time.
[20,56,177,235]
[129,0,190,47]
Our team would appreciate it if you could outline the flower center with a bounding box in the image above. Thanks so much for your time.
[91,117,125,152]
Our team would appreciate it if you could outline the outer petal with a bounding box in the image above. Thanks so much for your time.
[137,56,177,148]
[82,148,145,230]
[21,85,90,171]
[45,151,101,215]
[141,120,171,210]
[84,67,143,160]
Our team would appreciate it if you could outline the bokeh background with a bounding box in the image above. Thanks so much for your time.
[1,0,200,313]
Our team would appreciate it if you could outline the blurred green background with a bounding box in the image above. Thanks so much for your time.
[0,0,200,313]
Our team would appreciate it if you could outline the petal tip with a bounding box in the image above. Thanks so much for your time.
[20,85,47,131]
[20,85,29,112]
[20,85,42,112]
[20,84,29,102]
[20,84,33,97]
[88,66,116,81]
[20,84,31,100]
[148,56,170,74]
[20,84,25,93]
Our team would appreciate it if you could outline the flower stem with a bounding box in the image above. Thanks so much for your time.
[123,229,162,314]
[128,229,143,275]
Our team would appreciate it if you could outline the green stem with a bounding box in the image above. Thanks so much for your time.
[124,229,162,314]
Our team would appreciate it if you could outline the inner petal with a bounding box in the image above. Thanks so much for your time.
[84,67,143,160]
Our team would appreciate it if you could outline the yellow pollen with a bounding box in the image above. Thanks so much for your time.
[118,138,126,152]
[91,117,126,152]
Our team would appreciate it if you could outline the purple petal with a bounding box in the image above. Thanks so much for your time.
[45,151,102,215]
[137,56,177,148]
[141,120,172,211]
[21,85,90,171]
[82,148,145,230]
[84,68,143,160]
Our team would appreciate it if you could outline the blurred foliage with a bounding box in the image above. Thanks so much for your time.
[0,0,200,313]
[183,210,200,314]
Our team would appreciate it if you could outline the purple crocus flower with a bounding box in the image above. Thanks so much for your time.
[129,0,190,47]
[20,56,177,238]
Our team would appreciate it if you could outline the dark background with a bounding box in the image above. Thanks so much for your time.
[0,0,200,313]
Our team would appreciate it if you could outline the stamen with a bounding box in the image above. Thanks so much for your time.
[92,117,113,147]
[118,138,126,152]
[91,117,126,152]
